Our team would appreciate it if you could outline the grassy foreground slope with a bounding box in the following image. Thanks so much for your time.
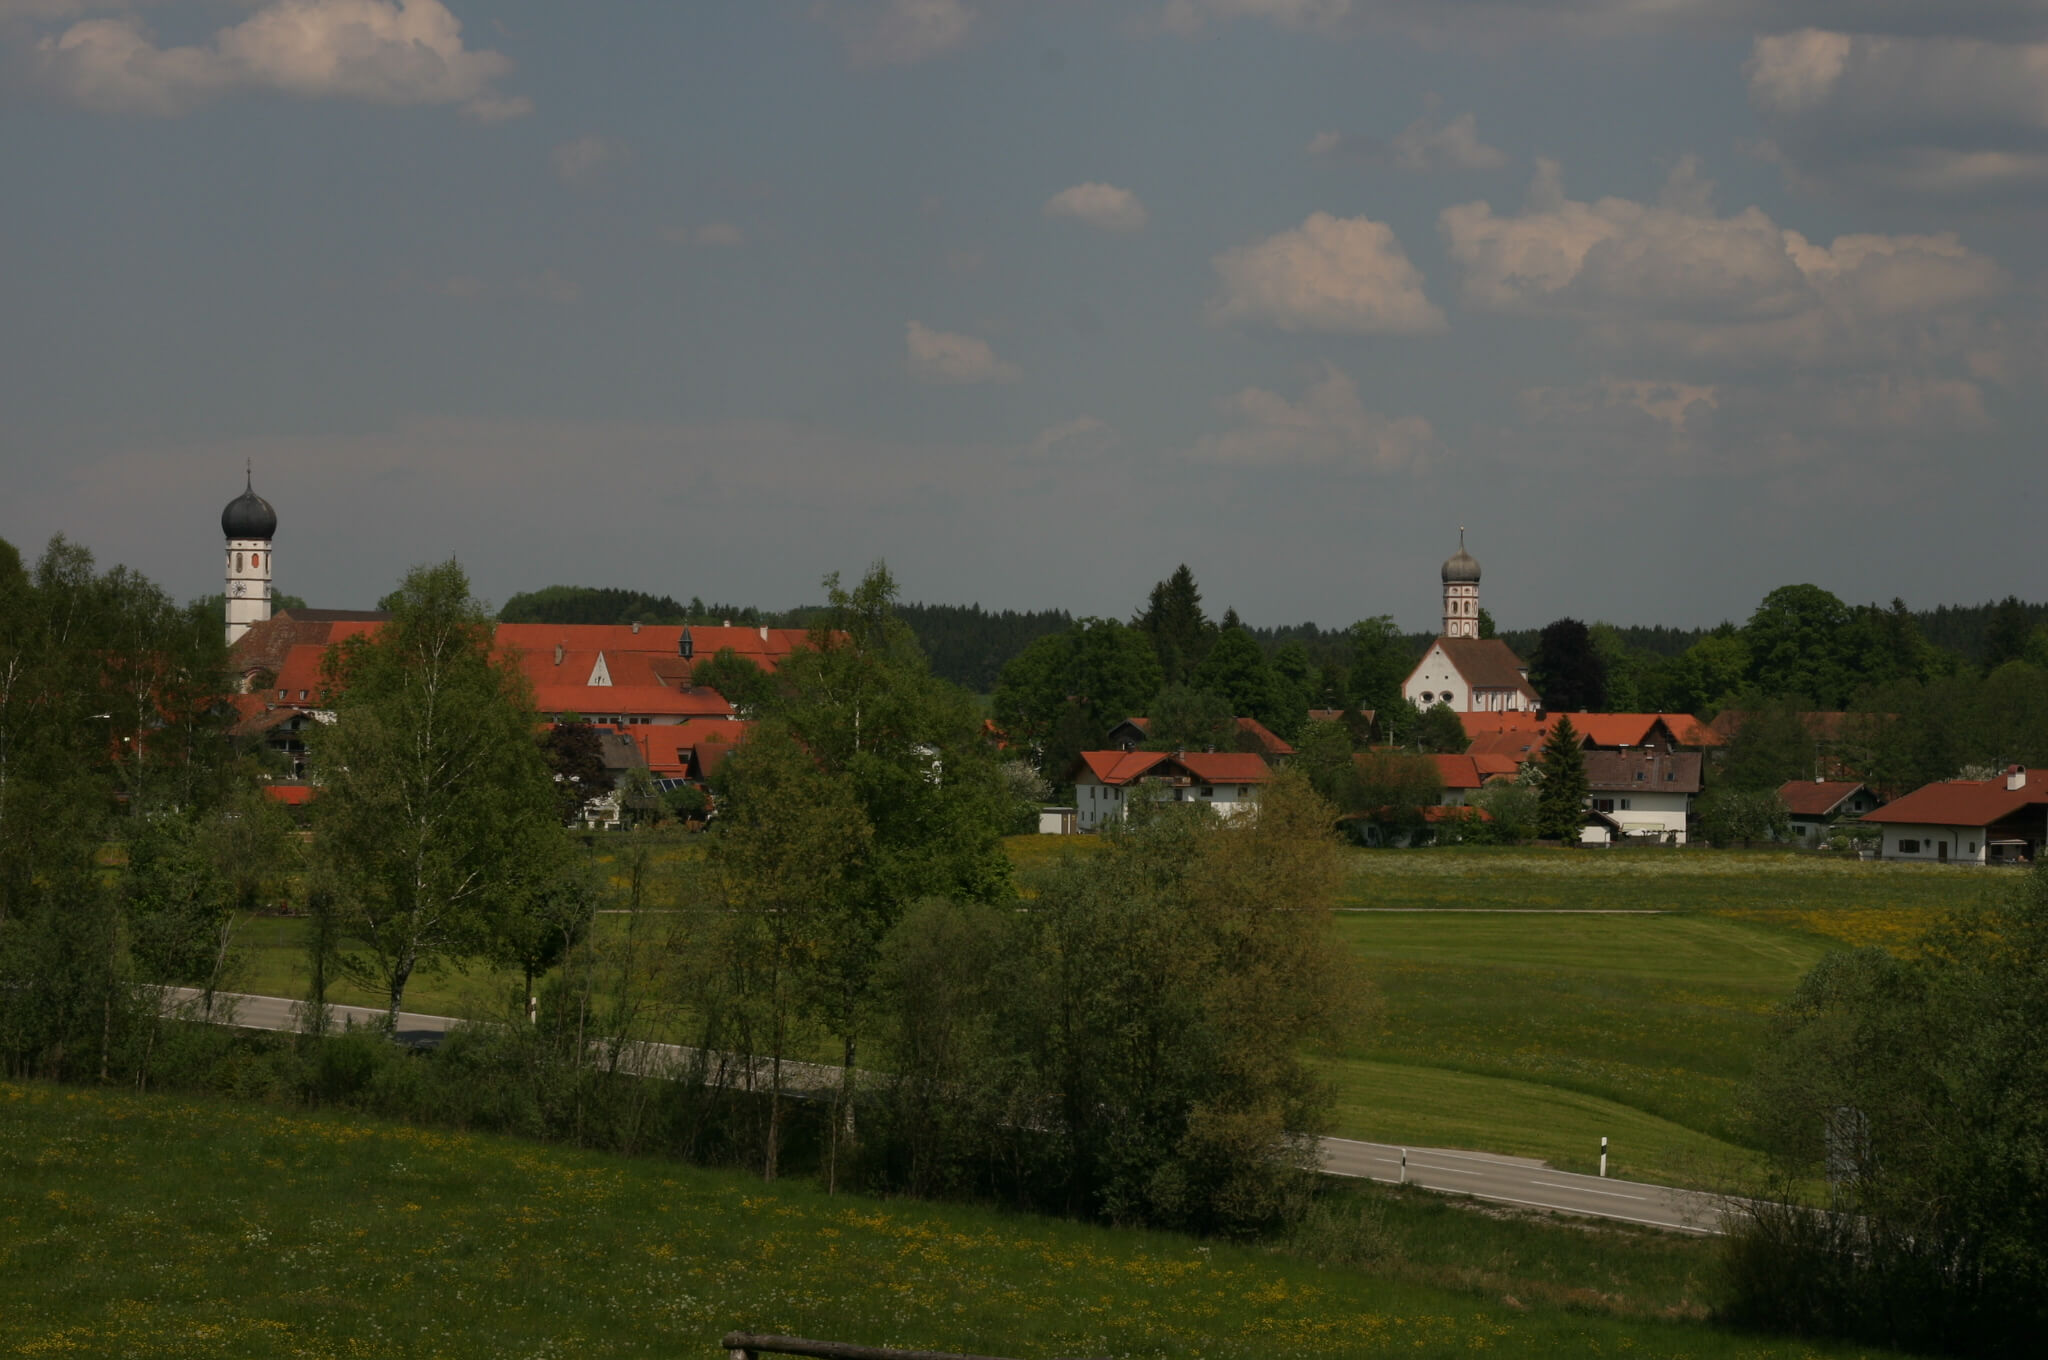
[0,1083,1902,1360]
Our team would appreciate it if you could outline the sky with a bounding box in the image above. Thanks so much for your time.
[3,0,2046,634]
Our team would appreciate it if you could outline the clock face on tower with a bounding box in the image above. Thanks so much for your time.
[232,582,246,598]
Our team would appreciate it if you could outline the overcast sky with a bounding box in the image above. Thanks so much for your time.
[4,1,2045,633]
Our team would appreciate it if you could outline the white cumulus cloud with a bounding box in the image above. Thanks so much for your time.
[1440,158,2007,363]
[1210,212,1447,334]
[1043,182,1148,233]
[1192,364,1437,470]
[906,321,1020,384]
[31,0,522,118]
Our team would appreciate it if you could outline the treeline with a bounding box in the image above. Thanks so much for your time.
[498,584,799,629]
[2,540,1359,1240]
[892,602,1072,693]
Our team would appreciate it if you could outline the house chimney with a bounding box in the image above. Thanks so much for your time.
[759,625,769,642]
[2008,765,2027,792]
[680,627,694,660]
[722,619,730,627]
[553,642,564,666]
[632,620,641,634]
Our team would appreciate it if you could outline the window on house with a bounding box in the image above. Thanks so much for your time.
[1969,841,1977,854]
[1635,771,1646,781]
[1899,839,1921,854]
[1665,771,1675,781]
[277,689,286,699]
[1621,798,1631,810]
[298,690,307,700]
[1593,798,1615,813]
[1200,786,1214,798]
[1238,785,1248,797]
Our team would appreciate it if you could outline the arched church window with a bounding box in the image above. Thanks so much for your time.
[251,553,261,569]
[235,552,243,572]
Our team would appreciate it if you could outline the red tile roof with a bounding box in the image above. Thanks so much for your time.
[531,684,735,719]
[262,784,317,806]
[1073,750,1272,787]
[1431,753,1520,788]
[1177,752,1273,784]
[1862,769,2048,828]
[1778,780,1870,818]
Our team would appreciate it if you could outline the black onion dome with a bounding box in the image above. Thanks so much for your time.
[1441,546,1480,584]
[222,475,277,540]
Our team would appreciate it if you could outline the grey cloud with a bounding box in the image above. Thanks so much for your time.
[1747,29,2048,199]
[1308,112,1506,172]
[813,0,975,68]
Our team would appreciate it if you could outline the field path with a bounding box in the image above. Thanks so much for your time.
[170,987,1735,1236]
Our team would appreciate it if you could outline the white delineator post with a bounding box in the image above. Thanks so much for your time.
[1600,1136,1609,1178]
[1400,1148,1407,1185]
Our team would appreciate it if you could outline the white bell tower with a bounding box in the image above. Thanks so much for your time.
[221,466,277,646]
[1440,527,1481,640]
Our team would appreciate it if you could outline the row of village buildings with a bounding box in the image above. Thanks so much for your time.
[228,608,2046,866]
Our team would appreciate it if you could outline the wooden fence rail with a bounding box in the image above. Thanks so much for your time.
[720,1333,1104,1360]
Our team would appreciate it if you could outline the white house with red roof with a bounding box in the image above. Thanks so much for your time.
[1860,766,2048,864]
[1069,750,1272,831]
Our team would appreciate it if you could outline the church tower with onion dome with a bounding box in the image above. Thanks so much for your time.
[221,468,277,645]
[1441,527,1481,640]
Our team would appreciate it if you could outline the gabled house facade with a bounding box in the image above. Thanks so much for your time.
[1579,750,1702,845]
[1069,750,1271,831]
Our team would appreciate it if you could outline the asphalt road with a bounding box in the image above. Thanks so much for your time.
[173,988,1732,1235]
[1318,1136,1730,1235]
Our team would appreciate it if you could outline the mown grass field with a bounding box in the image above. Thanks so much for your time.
[0,1082,1904,1359]
[1317,847,1999,1187]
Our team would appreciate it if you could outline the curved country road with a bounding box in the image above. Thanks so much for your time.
[170,988,1732,1236]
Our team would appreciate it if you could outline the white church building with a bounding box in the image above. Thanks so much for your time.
[1401,533,1540,714]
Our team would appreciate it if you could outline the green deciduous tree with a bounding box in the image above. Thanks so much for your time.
[1696,787,1791,847]
[690,648,777,717]
[709,720,873,1180]
[1345,616,1412,717]
[1747,584,1854,707]
[313,560,563,1027]
[992,617,1162,781]
[1535,716,1588,842]
[1415,702,1468,754]
[1728,874,2048,1355]
[985,774,1365,1232]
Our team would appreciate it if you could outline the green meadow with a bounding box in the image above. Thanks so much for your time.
[1320,848,1998,1187]
[0,1082,1903,1360]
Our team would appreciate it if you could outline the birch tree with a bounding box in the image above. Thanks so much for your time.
[313,561,559,1027]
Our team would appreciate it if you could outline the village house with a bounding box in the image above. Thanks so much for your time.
[1068,750,1272,831]
[1430,753,1520,806]
[1579,750,1702,845]
[1859,766,2048,864]
[1777,780,1879,846]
